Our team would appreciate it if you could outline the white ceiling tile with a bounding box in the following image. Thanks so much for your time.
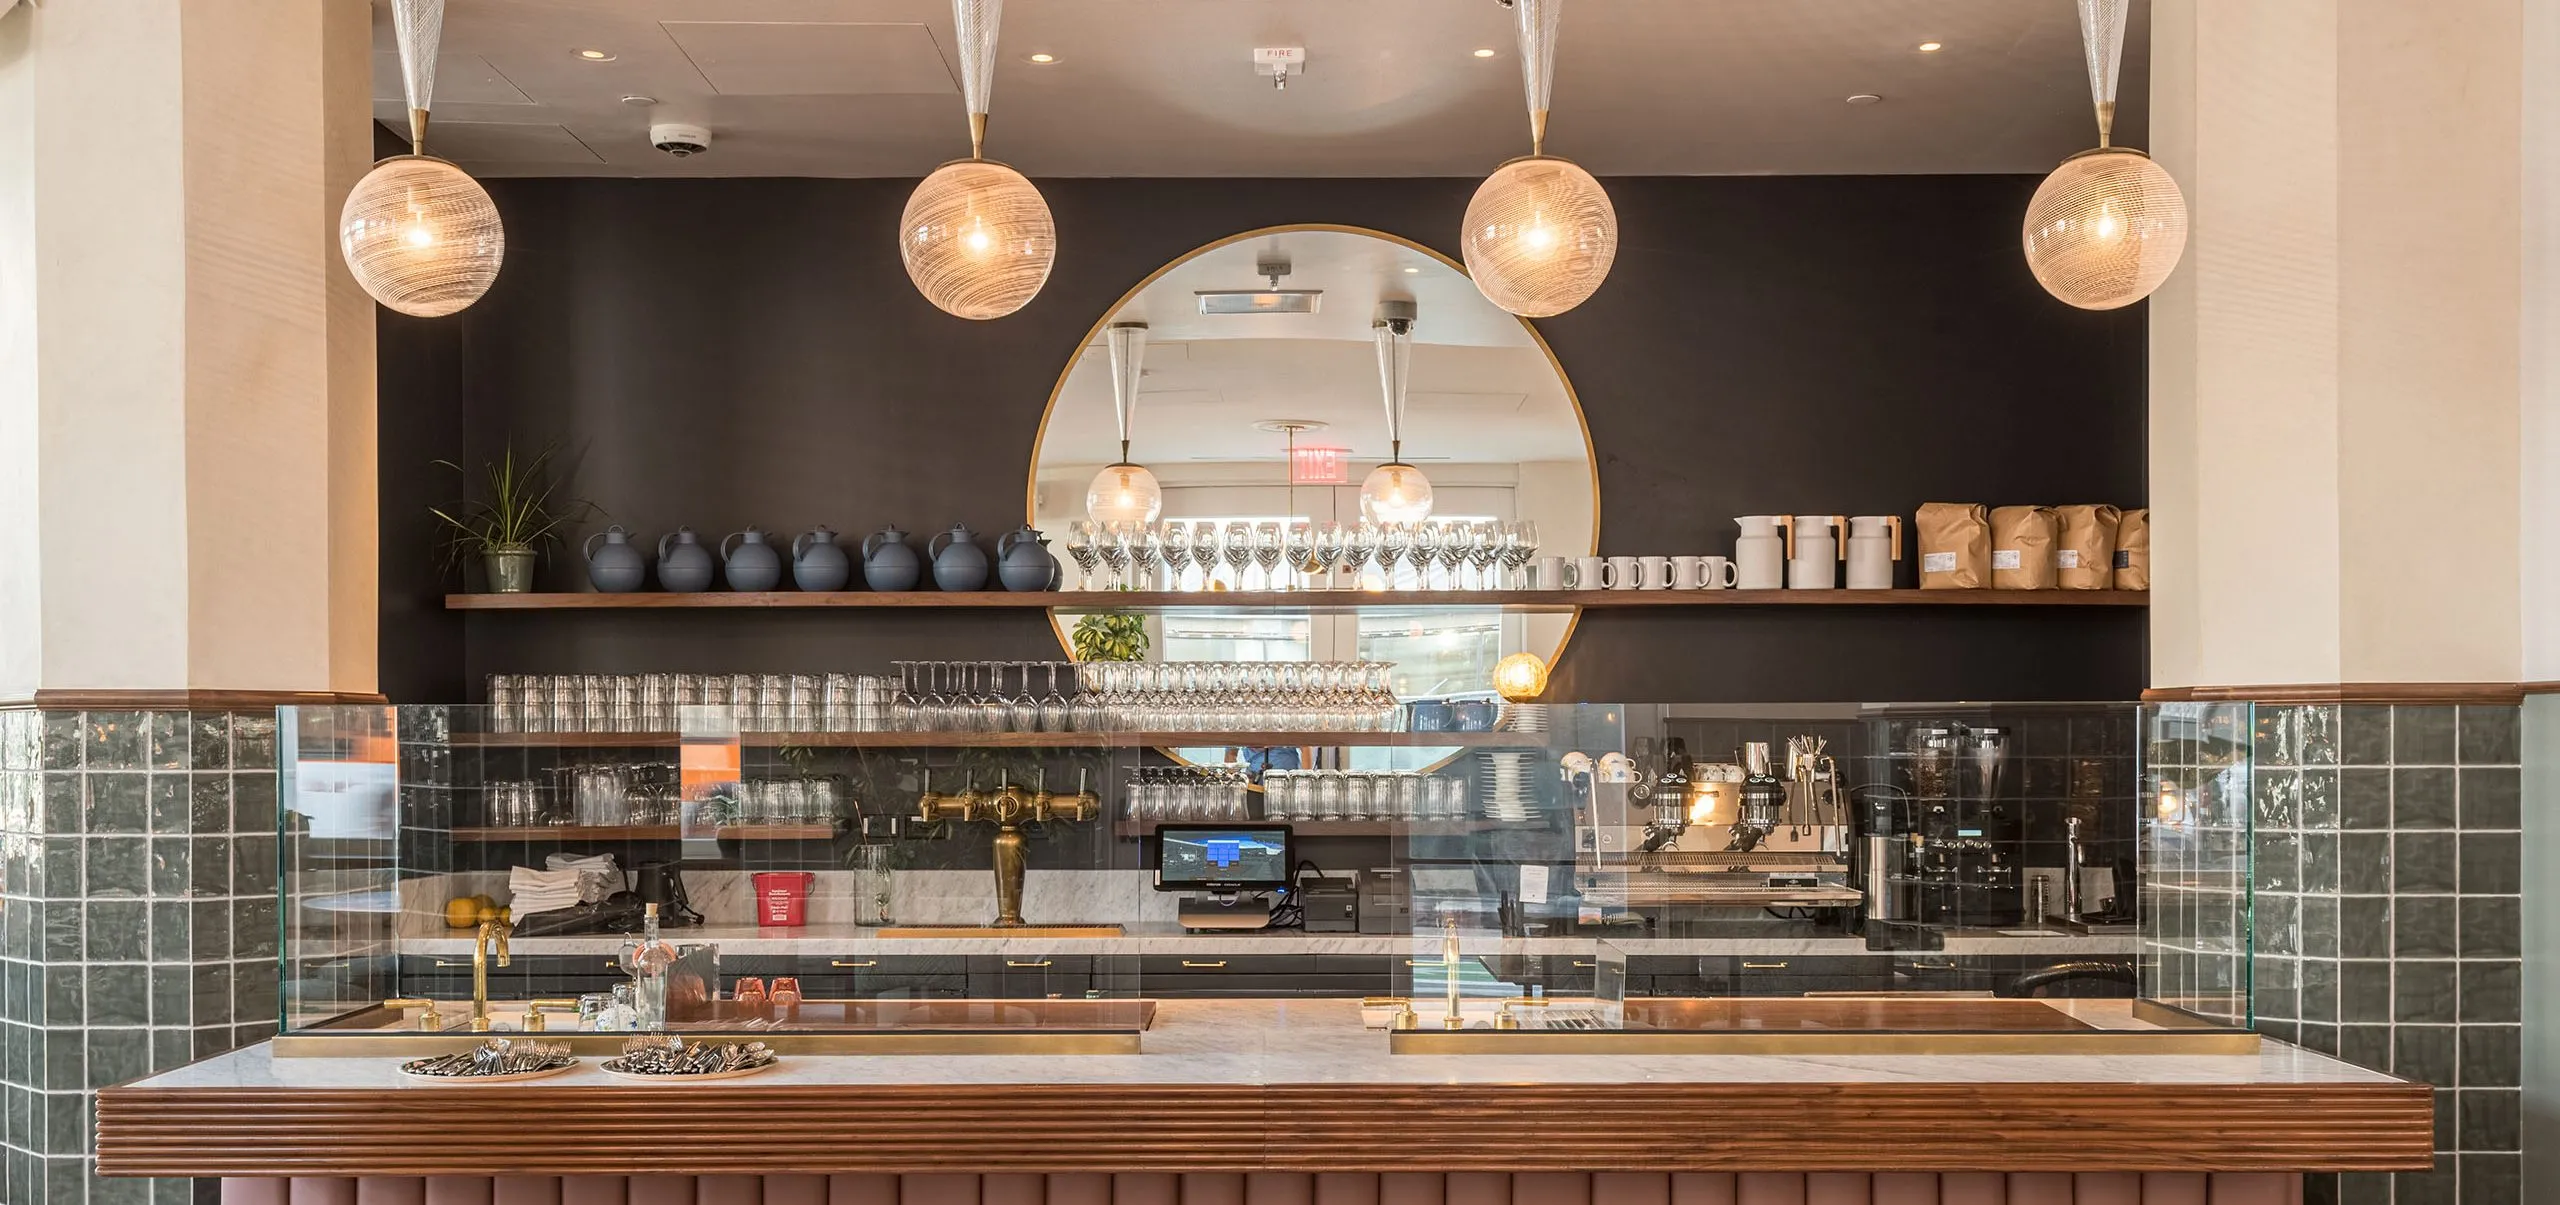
[660,22,957,97]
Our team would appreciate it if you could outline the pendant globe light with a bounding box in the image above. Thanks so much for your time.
[2022,0,2189,310]
[1359,303,1435,525]
[1085,322,1163,525]
[339,0,505,318]
[1461,0,1617,319]
[899,0,1056,320]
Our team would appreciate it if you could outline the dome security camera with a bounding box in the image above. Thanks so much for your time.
[650,122,711,157]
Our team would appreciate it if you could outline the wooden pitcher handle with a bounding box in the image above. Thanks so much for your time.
[1888,515,1904,561]
[1778,515,1796,561]
[1832,515,1849,560]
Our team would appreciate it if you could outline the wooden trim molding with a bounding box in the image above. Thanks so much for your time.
[92,1080,2432,1178]
[2521,681,2560,696]
[2141,683,2526,706]
[6,689,387,711]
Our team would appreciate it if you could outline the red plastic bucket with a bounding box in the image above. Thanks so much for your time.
[754,872,814,927]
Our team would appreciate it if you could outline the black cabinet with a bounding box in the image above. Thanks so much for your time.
[1136,954,1392,998]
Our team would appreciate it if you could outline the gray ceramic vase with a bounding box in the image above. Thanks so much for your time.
[583,526,647,593]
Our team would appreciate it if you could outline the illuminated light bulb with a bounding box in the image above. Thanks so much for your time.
[2022,155,2187,311]
[1461,156,1617,318]
[339,156,505,318]
[1358,461,1435,525]
[1084,462,1162,525]
[898,159,1055,320]
[1492,652,1550,702]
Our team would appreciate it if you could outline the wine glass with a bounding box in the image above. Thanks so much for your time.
[1467,520,1504,591]
[1160,522,1195,592]
[1282,522,1317,592]
[1220,521,1254,590]
[1130,522,1165,592]
[1311,521,1345,591]
[1500,519,1538,589]
[1408,521,1443,590]
[1435,521,1472,591]
[1064,520,1100,591]
[1251,522,1284,591]
[1340,522,1378,591]
[1039,662,1072,732]
[1094,523,1130,590]
[1376,523,1411,590]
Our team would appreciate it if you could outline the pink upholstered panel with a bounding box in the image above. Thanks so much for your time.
[1182,1174,1247,1205]
[495,1177,566,1205]
[1591,1173,1667,1205]
[1377,1174,1442,1205]
[984,1175,1046,1205]
[629,1178,696,1205]
[1316,1174,1381,1205]
[1803,1173,1869,1205]
[226,1180,290,1205]
[426,1178,497,1205]
[2004,1175,2071,1205]
[1733,1173,1804,1205]
[764,1177,828,1205]
[1114,1173,1181,1205]
[292,1178,360,1205]
[1941,1173,2004,1205]
[559,1178,626,1205]
[2068,1176,2136,1205]
[1050,1175,1113,1205]
[1667,1174,1737,1205]
[1444,1174,1508,1205]
[2133,1177,2201,1205]
[1245,1174,1313,1205]
[832,1176,902,1205]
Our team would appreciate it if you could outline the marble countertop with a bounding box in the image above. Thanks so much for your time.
[136,997,2386,1091]
[393,923,2142,958]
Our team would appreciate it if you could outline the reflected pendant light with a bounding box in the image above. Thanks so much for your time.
[1461,0,1617,318]
[1359,302,1435,524]
[1086,321,1163,525]
[339,0,505,318]
[899,0,1056,320]
[2022,0,2189,310]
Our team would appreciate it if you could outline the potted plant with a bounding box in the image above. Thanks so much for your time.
[429,444,591,593]
[1070,611,1149,662]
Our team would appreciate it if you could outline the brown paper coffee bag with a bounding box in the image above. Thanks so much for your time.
[2053,504,2122,590]
[2114,508,2150,590]
[1990,505,2058,590]
[1915,503,1990,589]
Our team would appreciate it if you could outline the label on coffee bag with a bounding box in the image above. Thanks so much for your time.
[1992,549,2022,571]
[2114,550,2131,568]
[1922,552,1958,573]
[2055,550,2081,569]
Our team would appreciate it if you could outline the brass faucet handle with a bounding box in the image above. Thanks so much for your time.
[1495,997,1552,1030]
[1361,996,1421,1031]
[522,998,581,1032]
[384,998,447,1031]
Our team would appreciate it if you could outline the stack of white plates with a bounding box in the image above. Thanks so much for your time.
[1478,752,1539,821]
[1498,703,1550,733]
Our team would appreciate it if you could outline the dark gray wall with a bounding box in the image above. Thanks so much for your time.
[378,174,2147,705]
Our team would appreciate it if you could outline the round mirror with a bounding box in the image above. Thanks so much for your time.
[1031,225,1597,775]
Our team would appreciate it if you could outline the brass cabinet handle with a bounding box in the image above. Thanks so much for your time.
[1006,959,1055,968]
[1742,961,1790,970]
[830,960,878,969]
[1571,961,1596,969]
[432,960,473,969]
[1179,960,1228,969]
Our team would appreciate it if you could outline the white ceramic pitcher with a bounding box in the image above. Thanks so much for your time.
[1735,515,1788,589]
[1846,515,1902,589]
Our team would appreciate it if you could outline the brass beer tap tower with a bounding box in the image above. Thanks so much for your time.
[915,768,1100,927]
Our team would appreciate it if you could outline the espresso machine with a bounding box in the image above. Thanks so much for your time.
[1859,723,2014,936]
[1576,735,1856,918]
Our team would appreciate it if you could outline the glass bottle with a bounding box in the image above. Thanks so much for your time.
[622,901,679,1031]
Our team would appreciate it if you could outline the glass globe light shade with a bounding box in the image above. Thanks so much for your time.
[2022,148,2190,311]
[338,156,505,318]
[1493,653,1550,703]
[1085,462,1163,526]
[1359,462,1436,525]
[899,159,1056,320]
[1461,155,1618,318]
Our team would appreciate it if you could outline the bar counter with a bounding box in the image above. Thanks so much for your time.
[99,999,2429,1182]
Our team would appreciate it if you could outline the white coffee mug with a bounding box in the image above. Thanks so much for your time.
[1637,555,1671,589]
[1570,556,1606,590]
[1602,555,1640,589]
[1670,556,1708,590]
[1533,556,1570,590]
[1697,556,1739,589]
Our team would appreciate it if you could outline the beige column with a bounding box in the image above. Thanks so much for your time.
[2148,0,2523,691]
[0,0,377,701]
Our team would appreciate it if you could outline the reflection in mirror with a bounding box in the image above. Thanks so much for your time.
[1033,227,1598,773]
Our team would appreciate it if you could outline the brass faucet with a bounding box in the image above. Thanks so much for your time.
[1495,997,1551,1030]
[1440,914,1464,1030]
[470,904,513,1031]
[383,997,446,1032]
[522,998,580,1032]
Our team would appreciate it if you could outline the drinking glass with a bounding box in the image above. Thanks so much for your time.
[488,674,520,733]
[1342,771,1374,821]
[1039,662,1073,732]
[1501,519,1538,588]
[1220,522,1254,590]
[1160,523,1195,592]
[1064,520,1100,590]
[1007,662,1041,732]
[1408,522,1442,590]
[1467,521,1504,591]
[1376,523,1411,590]
[1095,523,1131,590]
[1131,524,1165,592]
[1312,770,1345,821]
[1311,521,1345,591]
[1282,522,1316,592]
[849,843,895,926]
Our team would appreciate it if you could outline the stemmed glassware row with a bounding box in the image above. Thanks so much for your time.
[1061,518,1539,592]
[1077,660,1404,732]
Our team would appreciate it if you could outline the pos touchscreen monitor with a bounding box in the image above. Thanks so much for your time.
[1152,825,1293,893]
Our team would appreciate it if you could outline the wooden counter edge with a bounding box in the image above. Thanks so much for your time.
[94,1079,2434,1178]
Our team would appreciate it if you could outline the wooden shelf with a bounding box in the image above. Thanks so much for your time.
[446,588,2148,612]
[452,730,1544,749]
[449,824,839,842]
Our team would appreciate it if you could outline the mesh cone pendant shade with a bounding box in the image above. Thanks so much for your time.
[339,0,505,318]
[2022,0,2188,310]
[1462,0,1616,318]
[900,0,1055,320]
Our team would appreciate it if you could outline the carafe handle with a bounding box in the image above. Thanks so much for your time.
[656,532,676,563]
[1832,515,1850,561]
[997,530,1024,558]
[1887,515,1904,561]
[791,532,812,560]
[1777,515,1796,561]
[861,531,886,560]
[583,532,606,561]
[720,531,744,564]
[928,530,953,560]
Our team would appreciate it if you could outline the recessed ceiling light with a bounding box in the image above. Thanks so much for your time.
[576,48,615,61]
[620,94,658,106]
[1028,53,1056,63]
[1402,267,1420,274]
[1916,41,1943,52]
[1472,48,1497,59]
[1846,93,1882,105]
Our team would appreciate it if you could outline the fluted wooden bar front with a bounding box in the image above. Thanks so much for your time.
[96,1000,2428,1181]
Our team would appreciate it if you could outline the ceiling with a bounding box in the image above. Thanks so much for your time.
[1039,232,1580,467]
[380,1,2151,178]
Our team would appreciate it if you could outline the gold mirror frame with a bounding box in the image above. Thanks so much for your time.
[1025,223,1598,770]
